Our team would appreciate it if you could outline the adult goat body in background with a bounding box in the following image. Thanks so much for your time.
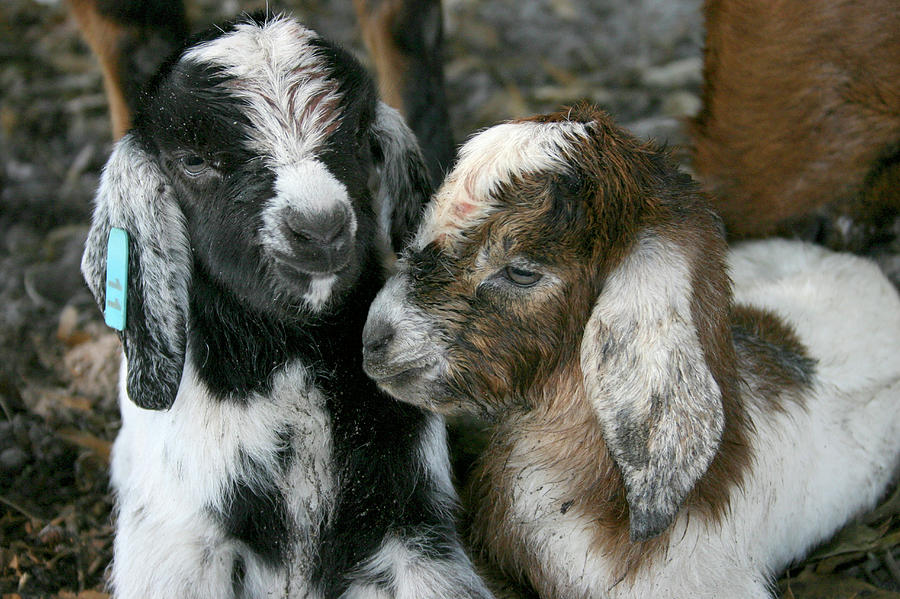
[80,14,491,598]
[361,103,900,598]
[690,0,900,261]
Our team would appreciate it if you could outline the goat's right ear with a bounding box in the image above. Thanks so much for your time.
[369,101,435,253]
[81,134,191,410]
[579,227,735,542]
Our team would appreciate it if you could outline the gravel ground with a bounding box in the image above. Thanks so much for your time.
[0,1,897,597]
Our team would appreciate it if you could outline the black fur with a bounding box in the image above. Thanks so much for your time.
[305,266,458,595]
[80,15,478,593]
[96,0,186,28]
[121,241,185,410]
[217,459,292,568]
[385,0,454,186]
[191,247,459,587]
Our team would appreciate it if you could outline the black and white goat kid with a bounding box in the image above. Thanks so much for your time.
[80,14,491,599]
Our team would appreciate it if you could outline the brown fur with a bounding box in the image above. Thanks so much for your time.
[466,363,755,596]
[690,0,900,249]
[412,105,815,595]
[732,306,816,410]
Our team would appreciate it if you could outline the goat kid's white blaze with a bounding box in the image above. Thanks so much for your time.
[413,120,588,248]
[187,17,357,309]
[267,161,358,236]
[183,16,341,168]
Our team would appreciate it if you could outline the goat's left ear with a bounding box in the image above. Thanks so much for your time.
[81,134,191,410]
[369,102,434,252]
[580,225,736,542]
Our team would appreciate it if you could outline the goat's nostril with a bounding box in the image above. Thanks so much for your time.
[285,208,351,246]
[363,322,396,357]
[277,206,356,276]
[321,218,347,244]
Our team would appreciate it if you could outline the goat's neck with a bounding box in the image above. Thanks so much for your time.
[469,360,754,591]
[467,369,642,591]
[186,259,382,403]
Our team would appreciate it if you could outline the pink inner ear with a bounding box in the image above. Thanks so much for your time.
[453,201,478,218]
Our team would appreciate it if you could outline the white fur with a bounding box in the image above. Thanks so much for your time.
[184,16,340,168]
[413,120,588,249]
[82,135,191,352]
[110,357,332,599]
[501,240,900,598]
[370,103,423,244]
[303,274,339,310]
[418,412,457,502]
[352,536,491,599]
[268,160,357,234]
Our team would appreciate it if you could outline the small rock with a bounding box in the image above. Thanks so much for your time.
[662,91,701,118]
[641,57,703,89]
[0,446,28,473]
[0,421,12,448]
[37,523,66,546]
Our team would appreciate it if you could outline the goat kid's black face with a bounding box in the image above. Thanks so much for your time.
[81,16,431,410]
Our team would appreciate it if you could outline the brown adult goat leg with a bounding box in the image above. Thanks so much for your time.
[354,0,454,186]
[67,0,188,138]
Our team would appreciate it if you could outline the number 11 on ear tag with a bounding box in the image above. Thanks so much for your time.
[105,228,129,331]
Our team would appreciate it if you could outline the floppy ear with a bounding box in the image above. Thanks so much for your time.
[81,134,191,410]
[580,228,735,542]
[369,101,434,252]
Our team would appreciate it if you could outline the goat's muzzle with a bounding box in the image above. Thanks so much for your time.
[362,279,447,409]
[362,318,438,388]
[277,206,354,275]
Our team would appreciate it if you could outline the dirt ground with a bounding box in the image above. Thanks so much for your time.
[0,0,898,597]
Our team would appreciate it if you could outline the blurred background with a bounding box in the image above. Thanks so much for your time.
[0,0,897,596]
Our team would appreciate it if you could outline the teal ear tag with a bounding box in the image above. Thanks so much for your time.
[105,228,129,331]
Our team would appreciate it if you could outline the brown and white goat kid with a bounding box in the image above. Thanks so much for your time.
[361,104,900,598]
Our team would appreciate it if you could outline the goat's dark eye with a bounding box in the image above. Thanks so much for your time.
[179,154,209,177]
[503,265,542,287]
[556,170,584,197]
